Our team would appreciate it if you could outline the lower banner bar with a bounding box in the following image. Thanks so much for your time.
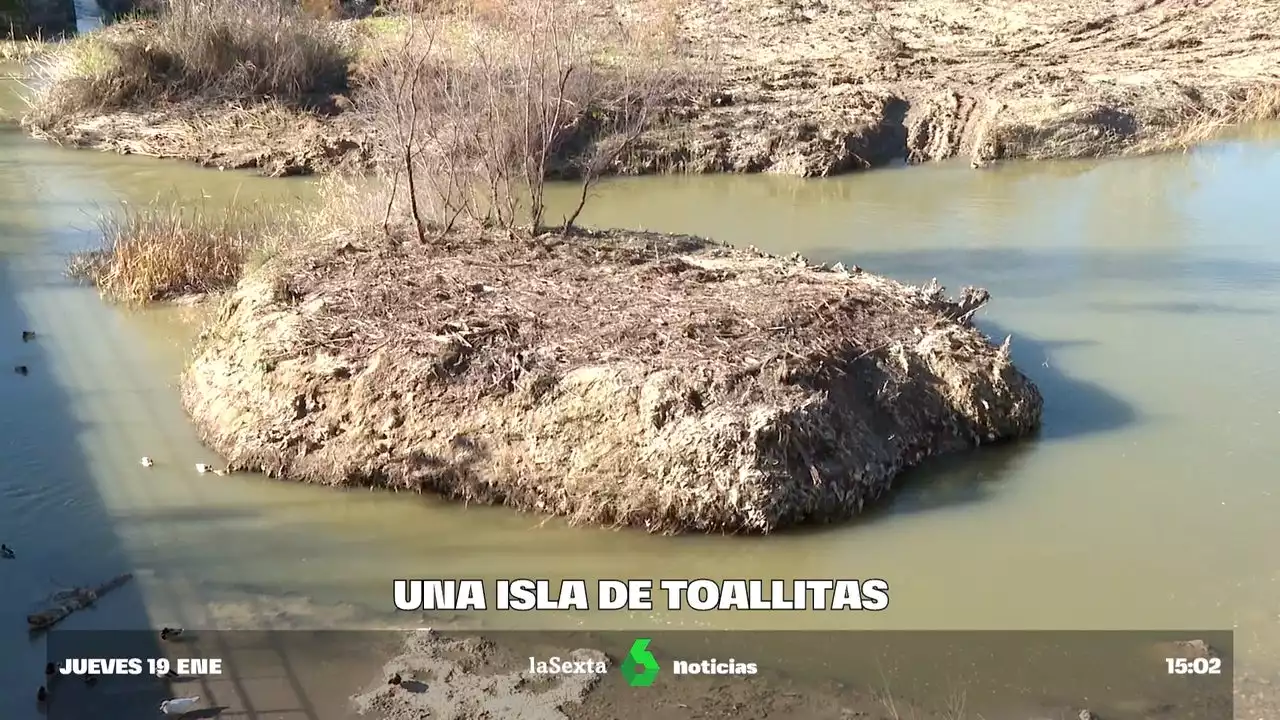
[42,629,1232,719]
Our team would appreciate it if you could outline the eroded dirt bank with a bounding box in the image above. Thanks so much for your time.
[651,0,1280,174]
[21,0,1280,176]
[181,226,1041,533]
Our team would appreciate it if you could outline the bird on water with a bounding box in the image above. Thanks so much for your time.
[36,686,47,702]
[140,457,155,467]
[22,331,35,342]
[1,544,14,559]
[14,365,27,375]
[44,662,55,681]
[160,627,185,640]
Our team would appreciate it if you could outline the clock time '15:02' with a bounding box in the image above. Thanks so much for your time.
[1165,657,1223,675]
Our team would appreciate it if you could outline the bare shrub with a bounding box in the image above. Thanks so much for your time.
[68,198,280,304]
[361,0,701,238]
[34,0,349,117]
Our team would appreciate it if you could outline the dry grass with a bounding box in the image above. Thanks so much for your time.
[29,0,350,119]
[1158,83,1280,152]
[68,199,279,304]
[0,37,53,61]
[982,81,1280,162]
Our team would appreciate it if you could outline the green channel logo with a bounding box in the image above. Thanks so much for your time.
[621,638,660,687]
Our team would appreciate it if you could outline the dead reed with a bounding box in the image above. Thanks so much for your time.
[0,37,52,62]
[68,199,276,304]
[30,0,350,119]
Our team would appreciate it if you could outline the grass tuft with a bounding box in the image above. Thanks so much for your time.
[0,36,54,62]
[68,199,276,304]
[31,0,350,118]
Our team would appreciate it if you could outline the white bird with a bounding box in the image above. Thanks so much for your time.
[160,696,200,715]
[195,464,211,474]
[140,457,155,467]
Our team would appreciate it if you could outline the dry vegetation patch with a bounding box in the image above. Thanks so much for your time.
[22,0,371,175]
[68,200,282,304]
[0,37,53,62]
[32,0,350,113]
[181,225,1041,533]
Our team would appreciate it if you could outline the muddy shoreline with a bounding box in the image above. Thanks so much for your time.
[19,0,1280,177]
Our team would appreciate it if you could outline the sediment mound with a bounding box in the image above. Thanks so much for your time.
[181,228,1041,533]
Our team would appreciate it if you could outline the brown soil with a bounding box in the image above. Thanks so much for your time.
[22,0,1280,177]
[631,0,1280,174]
[180,225,1040,533]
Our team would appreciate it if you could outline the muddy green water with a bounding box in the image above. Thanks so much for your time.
[3,66,1279,716]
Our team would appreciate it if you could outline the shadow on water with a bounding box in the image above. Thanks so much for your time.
[0,250,164,717]
[872,321,1135,518]
[975,320,1136,443]
[763,318,1137,536]
[0,133,330,718]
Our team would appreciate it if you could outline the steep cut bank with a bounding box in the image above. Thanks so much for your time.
[181,227,1042,533]
[642,0,1280,173]
[20,0,1280,176]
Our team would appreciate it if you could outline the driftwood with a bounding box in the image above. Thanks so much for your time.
[27,573,134,634]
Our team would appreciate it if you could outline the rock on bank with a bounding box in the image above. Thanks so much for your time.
[181,228,1042,533]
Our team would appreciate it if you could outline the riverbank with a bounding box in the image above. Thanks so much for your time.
[20,8,378,177]
[178,221,1040,533]
[17,0,1280,176]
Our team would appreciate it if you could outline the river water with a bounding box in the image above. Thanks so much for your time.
[2,63,1279,716]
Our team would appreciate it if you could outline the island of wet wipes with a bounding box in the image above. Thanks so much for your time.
[393,578,889,611]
